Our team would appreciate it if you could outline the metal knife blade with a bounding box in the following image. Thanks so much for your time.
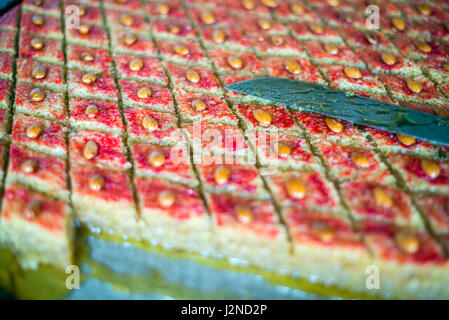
[225,77,449,146]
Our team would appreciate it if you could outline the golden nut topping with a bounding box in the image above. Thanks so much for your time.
[31,65,47,80]
[235,205,253,224]
[201,12,216,25]
[124,34,137,46]
[26,123,42,139]
[85,104,99,118]
[78,6,87,16]
[270,35,285,46]
[25,200,41,219]
[173,45,189,56]
[325,117,344,133]
[21,159,37,174]
[78,24,90,35]
[284,59,301,75]
[421,159,440,179]
[374,187,392,208]
[30,38,44,50]
[83,140,98,160]
[186,69,200,83]
[444,63,449,72]
[169,25,181,34]
[30,87,46,102]
[252,109,272,127]
[137,87,152,99]
[351,151,370,169]
[326,0,340,6]
[395,231,420,254]
[261,0,278,8]
[80,51,95,62]
[129,58,144,71]
[277,143,292,157]
[149,150,165,167]
[212,30,226,44]
[158,190,176,208]
[82,73,96,85]
[324,43,339,55]
[157,4,170,15]
[89,174,104,192]
[343,66,362,79]
[120,15,134,26]
[406,79,422,94]
[380,53,396,66]
[33,0,43,6]
[290,4,304,15]
[286,177,306,199]
[227,55,243,70]
[396,133,415,146]
[242,0,256,10]
[142,116,158,132]
[115,0,128,3]
[391,17,405,31]
[32,15,44,26]
[191,99,206,112]
[417,4,431,16]
[313,223,335,242]
[214,165,231,185]
[415,41,431,53]
[365,32,378,45]
[435,108,449,118]
[309,23,324,34]
[258,18,272,30]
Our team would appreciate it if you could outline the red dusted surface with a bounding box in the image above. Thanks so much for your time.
[208,48,265,74]
[416,195,449,233]
[235,15,287,35]
[0,109,7,131]
[64,1,102,24]
[285,208,365,249]
[174,89,236,123]
[19,32,63,61]
[355,48,417,74]
[199,25,249,49]
[71,164,133,203]
[144,2,188,20]
[136,178,206,220]
[103,0,141,11]
[21,11,61,36]
[290,21,339,39]
[271,171,336,209]
[422,57,449,78]
[303,41,362,65]
[70,98,124,131]
[380,75,445,101]
[343,181,412,223]
[0,5,20,29]
[271,0,318,20]
[189,8,233,27]
[0,52,12,78]
[132,143,194,181]
[119,79,174,112]
[397,3,449,25]
[316,6,365,28]
[358,220,447,264]
[12,113,66,153]
[22,0,60,13]
[209,194,281,239]
[320,64,385,92]
[16,58,63,87]
[66,24,108,48]
[0,29,15,52]
[69,131,130,171]
[1,182,67,233]
[183,121,249,154]
[392,37,448,60]
[365,126,436,152]
[152,19,195,39]
[115,54,167,84]
[15,83,66,121]
[248,34,304,55]
[157,40,208,65]
[318,142,390,182]
[199,162,262,194]
[262,57,324,84]
[222,0,270,16]
[165,62,221,92]
[338,28,392,49]
[105,10,148,32]
[68,69,118,99]
[221,73,252,87]
[67,44,111,72]
[110,30,156,56]
[9,144,67,190]
[293,112,365,142]
[125,107,178,141]
[387,154,449,186]
[0,79,11,105]
[235,103,297,131]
